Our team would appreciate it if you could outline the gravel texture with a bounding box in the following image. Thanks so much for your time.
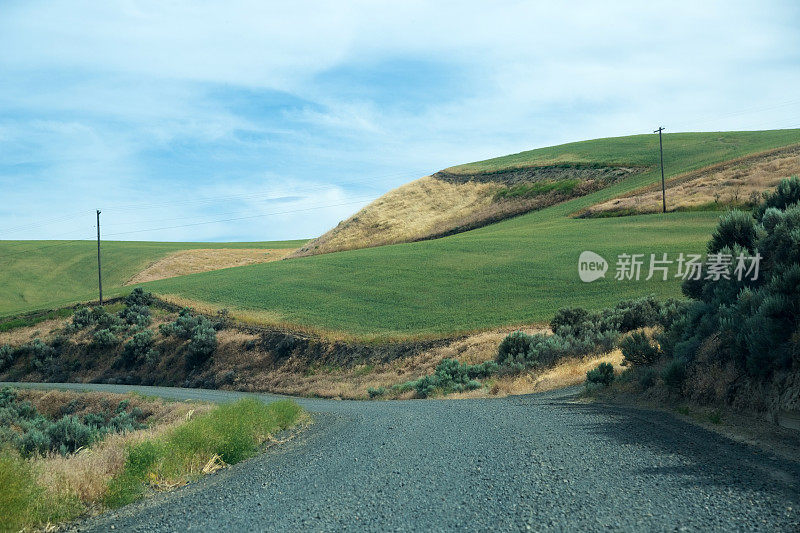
[6,383,799,532]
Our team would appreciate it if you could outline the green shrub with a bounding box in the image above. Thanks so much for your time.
[497,331,535,364]
[46,415,94,455]
[367,387,386,398]
[160,308,205,339]
[550,307,589,332]
[753,175,800,220]
[707,209,762,254]
[18,428,51,457]
[185,322,217,371]
[91,328,119,349]
[619,331,660,366]
[662,178,800,380]
[119,304,151,327]
[661,359,687,390]
[586,362,615,386]
[121,330,157,368]
[71,307,95,329]
[0,344,14,371]
[637,367,658,389]
[125,288,154,307]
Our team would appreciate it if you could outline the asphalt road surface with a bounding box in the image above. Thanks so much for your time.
[7,383,799,532]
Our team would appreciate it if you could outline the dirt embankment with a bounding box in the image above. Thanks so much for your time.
[292,165,644,258]
[0,300,620,399]
[581,144,800,217]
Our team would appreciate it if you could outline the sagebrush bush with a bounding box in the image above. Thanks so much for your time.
[119,304,151,327]
[753,175,800,221]
[620,331,660,366]
[586,362,615,386]
[91,328,119,349]
[400,358,496,398]
[0,344,14,371]
[122,330,157,368]
[185,322,217,370]
[367,387,386,398]
[46,415,93,455]
[661,359,687,391]
[71,307,94,329]
[125,287,154,307]
[660,177,800,379]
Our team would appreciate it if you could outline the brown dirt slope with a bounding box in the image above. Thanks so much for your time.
[581,144,800,217]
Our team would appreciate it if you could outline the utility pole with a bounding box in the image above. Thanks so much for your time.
[654,126,666,213]
[96,209,103,305]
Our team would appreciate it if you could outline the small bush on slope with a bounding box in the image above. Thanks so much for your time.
[586,362,615,386]
[620,331,660,367]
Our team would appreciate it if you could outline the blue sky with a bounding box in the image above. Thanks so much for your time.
[1,0,799,242]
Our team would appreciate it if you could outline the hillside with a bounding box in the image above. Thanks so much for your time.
[4,130,800,337]
[294,130,800,257]
[138,129,800,338]
[0,240,306,317]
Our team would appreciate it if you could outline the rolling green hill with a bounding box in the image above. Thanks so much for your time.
[4,129,799,337]
[143,130,800,338]
[0,240,305,317]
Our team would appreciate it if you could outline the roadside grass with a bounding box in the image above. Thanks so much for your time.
[0,390,302,531]
[0,240,307,318]
[105,399,303,508]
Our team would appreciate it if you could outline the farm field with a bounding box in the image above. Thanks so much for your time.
[0,240,306,317]
[141,129,800,338]
[3,130,799,336]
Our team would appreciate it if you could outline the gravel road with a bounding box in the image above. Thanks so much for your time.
[7,383,799,532]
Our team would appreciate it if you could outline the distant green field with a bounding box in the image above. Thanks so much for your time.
[0,240,306,317]
[4,129,799,337]
[143,130,800,338]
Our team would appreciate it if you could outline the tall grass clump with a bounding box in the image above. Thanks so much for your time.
[0,447,42,531]
[105,399,302,508]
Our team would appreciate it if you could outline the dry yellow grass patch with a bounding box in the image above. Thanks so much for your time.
[0,317,68,345]
[16,390,212,507]
[584,145,800,216]
[211,326,549,399]
[292,176,497,257]
[126,248,296,285]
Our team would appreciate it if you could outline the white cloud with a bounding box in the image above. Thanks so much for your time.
[1,0,799,241]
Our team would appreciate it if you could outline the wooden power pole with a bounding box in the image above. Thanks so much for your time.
[96,209,103,305]
[654,126,666,213]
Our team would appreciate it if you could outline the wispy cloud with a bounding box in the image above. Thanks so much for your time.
[1,0,799,241]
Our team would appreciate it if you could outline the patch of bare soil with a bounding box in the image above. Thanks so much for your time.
[126,248,296,284]
[582,144,800,216]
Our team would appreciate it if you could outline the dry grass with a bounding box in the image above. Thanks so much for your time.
[126,248,296,285]
[12,390,211,510]
[485,350,625,398]
[584,144,800,216]
[0,317,68,345]
[292,176,498,257]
